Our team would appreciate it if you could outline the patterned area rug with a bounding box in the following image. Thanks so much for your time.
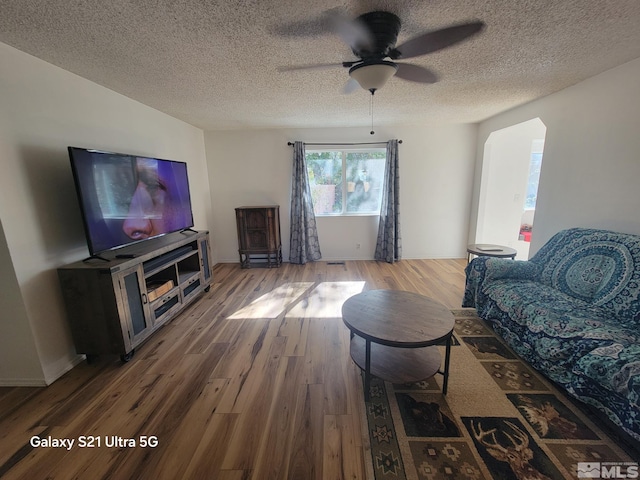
[361,309,637,480]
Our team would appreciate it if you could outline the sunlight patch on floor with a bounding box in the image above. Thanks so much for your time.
[285,281,366,319]
[227,282,314,319]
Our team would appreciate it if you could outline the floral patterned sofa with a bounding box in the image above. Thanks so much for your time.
[463,227,640,441]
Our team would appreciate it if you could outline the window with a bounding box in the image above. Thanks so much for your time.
[306,149,386,215]
[525,151,543,209]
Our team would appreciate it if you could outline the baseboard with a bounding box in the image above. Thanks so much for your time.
[43,354,86,386]
[216,256,468,264]
[0,377,47,387]
[0,354,85,387]
[0,355,85,387]
[321,257,374,262]
[401,255,467,260]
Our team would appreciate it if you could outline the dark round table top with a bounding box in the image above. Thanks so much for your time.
[341,290,454,348]
[467,243,517,258]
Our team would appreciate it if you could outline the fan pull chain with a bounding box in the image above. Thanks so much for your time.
[370,90,375,135]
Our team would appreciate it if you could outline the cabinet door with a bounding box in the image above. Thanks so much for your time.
[117,266,152,348]
[246,209,267,229]
[199,236,212,283]
[246,209,268,249]
[266,207,280,249]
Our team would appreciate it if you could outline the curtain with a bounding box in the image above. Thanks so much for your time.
[289,141,322,264]
[374,139,402,263]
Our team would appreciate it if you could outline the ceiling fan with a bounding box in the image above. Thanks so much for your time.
[278,10,485,94]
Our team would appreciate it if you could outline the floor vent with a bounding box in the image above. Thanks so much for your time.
[327,261,346,265]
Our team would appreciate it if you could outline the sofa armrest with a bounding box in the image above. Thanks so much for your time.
[462,256,490,308]
[462,257,541,308]
[484,258,542,282]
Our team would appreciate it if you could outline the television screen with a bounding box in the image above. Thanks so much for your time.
[68,147,194,255]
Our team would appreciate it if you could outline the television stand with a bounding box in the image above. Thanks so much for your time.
[58,230,213,363]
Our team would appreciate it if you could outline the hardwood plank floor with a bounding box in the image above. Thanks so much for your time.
[0,259,467,480]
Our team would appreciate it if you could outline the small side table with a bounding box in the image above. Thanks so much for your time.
[467,244,517,263]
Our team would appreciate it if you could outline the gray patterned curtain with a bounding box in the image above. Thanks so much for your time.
[289,141,322,264]
[374,139,402,263]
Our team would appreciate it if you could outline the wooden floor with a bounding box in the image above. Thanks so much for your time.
[0,259,467,480]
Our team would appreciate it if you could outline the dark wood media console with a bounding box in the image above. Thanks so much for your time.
[58,230,213,363]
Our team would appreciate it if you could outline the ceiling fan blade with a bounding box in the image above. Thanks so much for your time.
[395,63,439,83]
[325,9,374,52]
[391,21,485,60]
[277,62,347,72]
[342,77,361,94]
[271,8,373,52]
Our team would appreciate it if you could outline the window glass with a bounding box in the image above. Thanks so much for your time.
[306,149,386,215]
[345,152,386,213]
[525,152,543,209]
[306,152,343,214]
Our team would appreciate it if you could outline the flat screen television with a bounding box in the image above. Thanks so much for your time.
[68,147,194,256]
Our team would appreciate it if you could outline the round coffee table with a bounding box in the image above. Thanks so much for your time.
[467,243,517,263]
[342,290,454,399]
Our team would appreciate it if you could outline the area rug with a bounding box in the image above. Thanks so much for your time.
[361,309,637,480]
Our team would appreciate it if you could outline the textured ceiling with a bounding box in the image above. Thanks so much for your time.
[2,0,640,130]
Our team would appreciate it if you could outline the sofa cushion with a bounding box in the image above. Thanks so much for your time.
[484,281,639,392]
[530,228,640,325]
[485,280,638,344]
[555,246,623,300]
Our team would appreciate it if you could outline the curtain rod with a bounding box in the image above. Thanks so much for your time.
[287,140,402,146]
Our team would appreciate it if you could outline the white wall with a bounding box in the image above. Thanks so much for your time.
[472,57,640,256]
[0,220,44,385]
[204,124,478,263]
[0,42,211,385]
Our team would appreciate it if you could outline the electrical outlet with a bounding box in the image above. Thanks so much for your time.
[356,243,361,249]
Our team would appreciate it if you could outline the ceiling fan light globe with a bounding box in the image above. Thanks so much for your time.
[348,61,398,92]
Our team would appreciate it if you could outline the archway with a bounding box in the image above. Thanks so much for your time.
[476,118,546,260]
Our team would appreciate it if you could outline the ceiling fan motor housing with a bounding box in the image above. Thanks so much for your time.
[353,11,401,60]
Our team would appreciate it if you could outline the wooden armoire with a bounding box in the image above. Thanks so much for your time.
[235,206,282,268]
